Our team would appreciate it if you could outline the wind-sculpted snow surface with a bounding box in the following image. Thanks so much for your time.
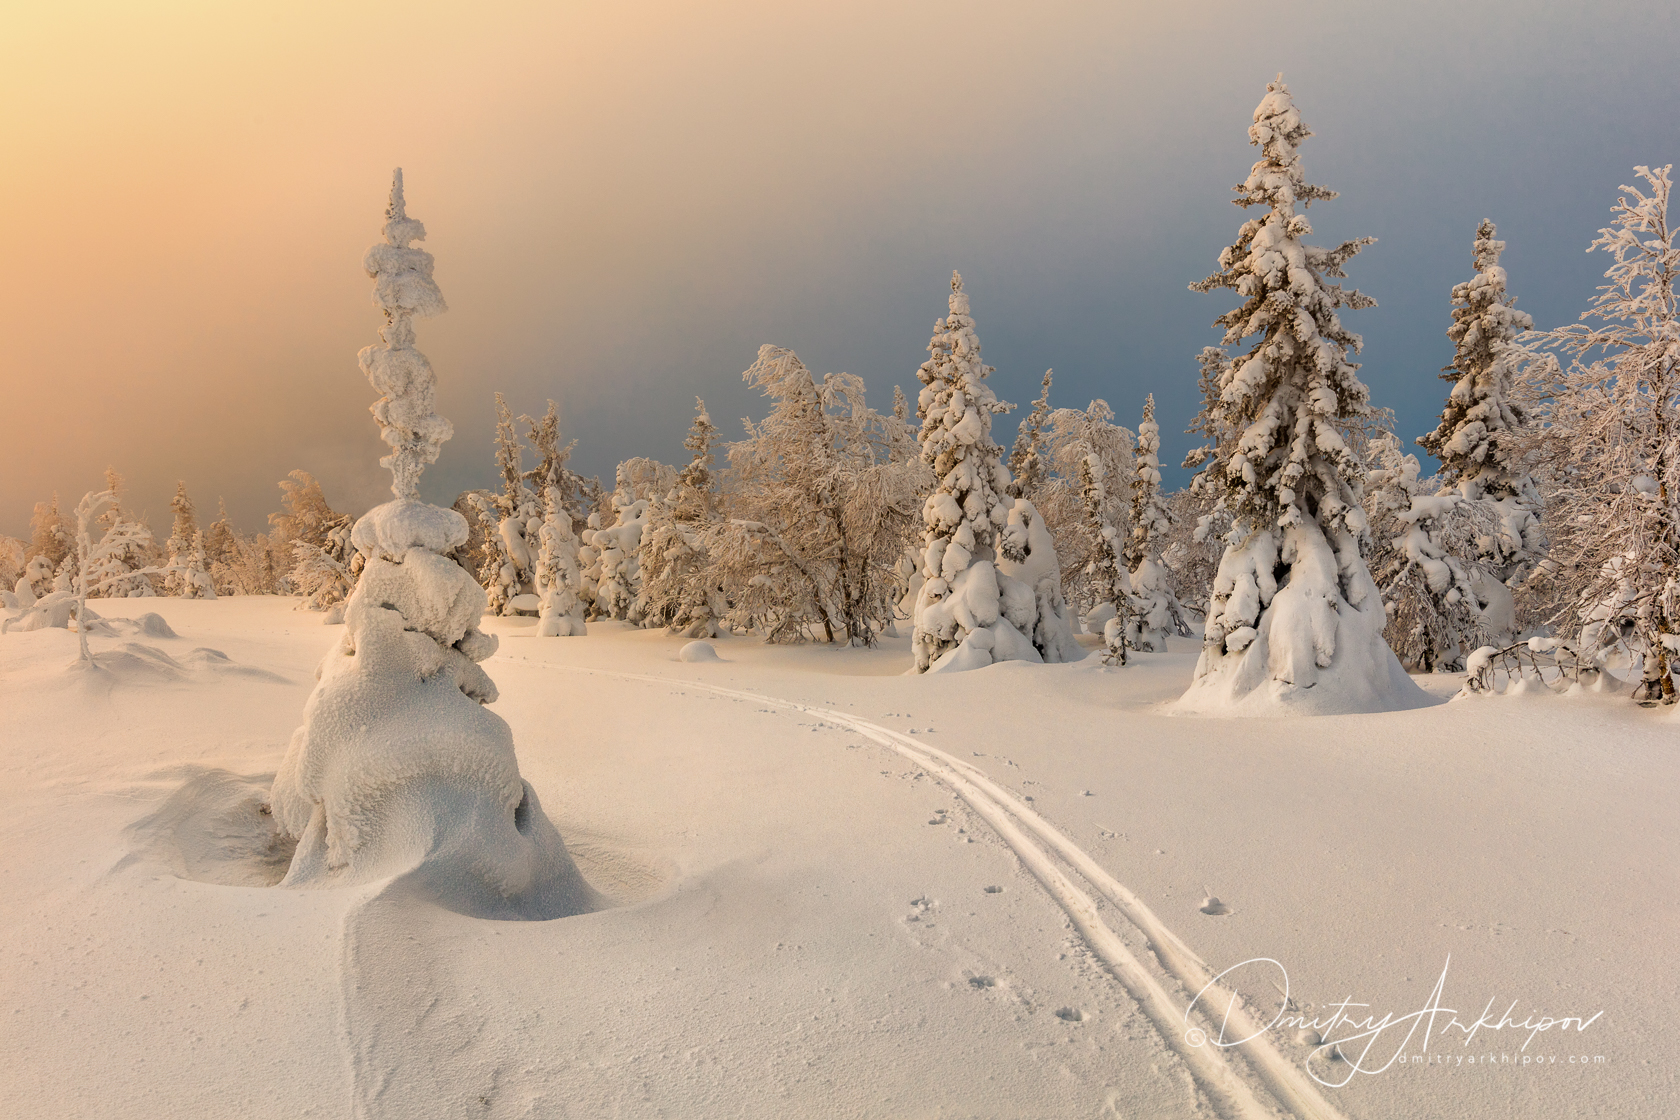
[267,173,595,919]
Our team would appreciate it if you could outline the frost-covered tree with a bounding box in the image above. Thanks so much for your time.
[638,399,724,637]
[1176,77,1421,714]
[1528,166,1680,702]
[1418,220,1544,583]
[27,495,71,574]
[715,347,925,645]
[1029,400,1134,624]
[268,170,591,912]
[1126,396,1188,651]
[164,482,215,598]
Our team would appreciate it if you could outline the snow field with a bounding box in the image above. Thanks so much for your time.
[1,598,1674,1118]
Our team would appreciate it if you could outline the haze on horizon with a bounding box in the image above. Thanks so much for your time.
[2,0,1676,537]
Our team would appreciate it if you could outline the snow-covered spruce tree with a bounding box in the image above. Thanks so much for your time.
[164,482,215,598]
[1034,400,1134,626]
[1078,454,1132,664]
[1126,395,1188,651]
[579,459,665,621]
[638,399,724,637]
[522,402,587,637]
[86,469,159,598]
[1528,166,1680,701]
[715,347,926,644]
[1364,433,1494,670]
[534,485,587,636]
[1008,369,1054,501]
[476,394,542,616]
[268,171,593,913]
[1418,219,1544,587]
[1175,77,1423,714]
[911,273,1072,671]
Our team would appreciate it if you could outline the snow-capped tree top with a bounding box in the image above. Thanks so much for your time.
[916,271,1013,555]
[1188,78,1377,536]
[359,169,454,499]
[1419,219,1536,497]
[364,168,446,323]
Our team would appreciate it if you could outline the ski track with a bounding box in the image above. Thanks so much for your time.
[526,660,1351,1120]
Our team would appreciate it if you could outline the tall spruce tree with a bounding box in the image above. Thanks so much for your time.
[1176,77,1422,713]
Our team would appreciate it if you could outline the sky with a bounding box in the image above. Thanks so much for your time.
[2,0,1678,538]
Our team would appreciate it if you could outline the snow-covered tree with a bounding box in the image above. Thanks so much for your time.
[1528,165,1680,702]
[1126,396,1188,650]
[1364,433,1495,670]
[268,170,589,912]
[579,459,667,621]
[1078,454,1132,664]
[715,347,925,645]
[1176,77,1421,714]
[1008,370,1054,501]
[911,272,1075,672]
[164,482,215,598]
[534,485,587,636]
[638,399,723,637]
[476,394,543,616]
[1029,400,1134,624]
[27,495,70,574]
[86,469,159,598]
[1418,219,1544,583]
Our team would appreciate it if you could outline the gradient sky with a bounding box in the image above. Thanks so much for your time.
[3,0,1678,537]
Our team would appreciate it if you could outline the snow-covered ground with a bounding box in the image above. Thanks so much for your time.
[2,598,1673,1119]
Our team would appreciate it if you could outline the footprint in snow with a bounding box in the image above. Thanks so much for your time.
[1199,888,1232,917]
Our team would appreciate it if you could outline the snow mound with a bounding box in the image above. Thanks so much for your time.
[323,602,346,625]
[122,768,297,887]
[108,612,177,639]
[678,640,722,662]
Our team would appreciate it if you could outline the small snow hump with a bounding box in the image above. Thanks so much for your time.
[679,640,722,663]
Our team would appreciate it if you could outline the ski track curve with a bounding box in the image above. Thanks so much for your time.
[527,661,1351,1120]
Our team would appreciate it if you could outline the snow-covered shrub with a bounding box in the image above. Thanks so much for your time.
[1175,77,1422,715]
[268,171,592,914]
[1525,165,1680,702]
